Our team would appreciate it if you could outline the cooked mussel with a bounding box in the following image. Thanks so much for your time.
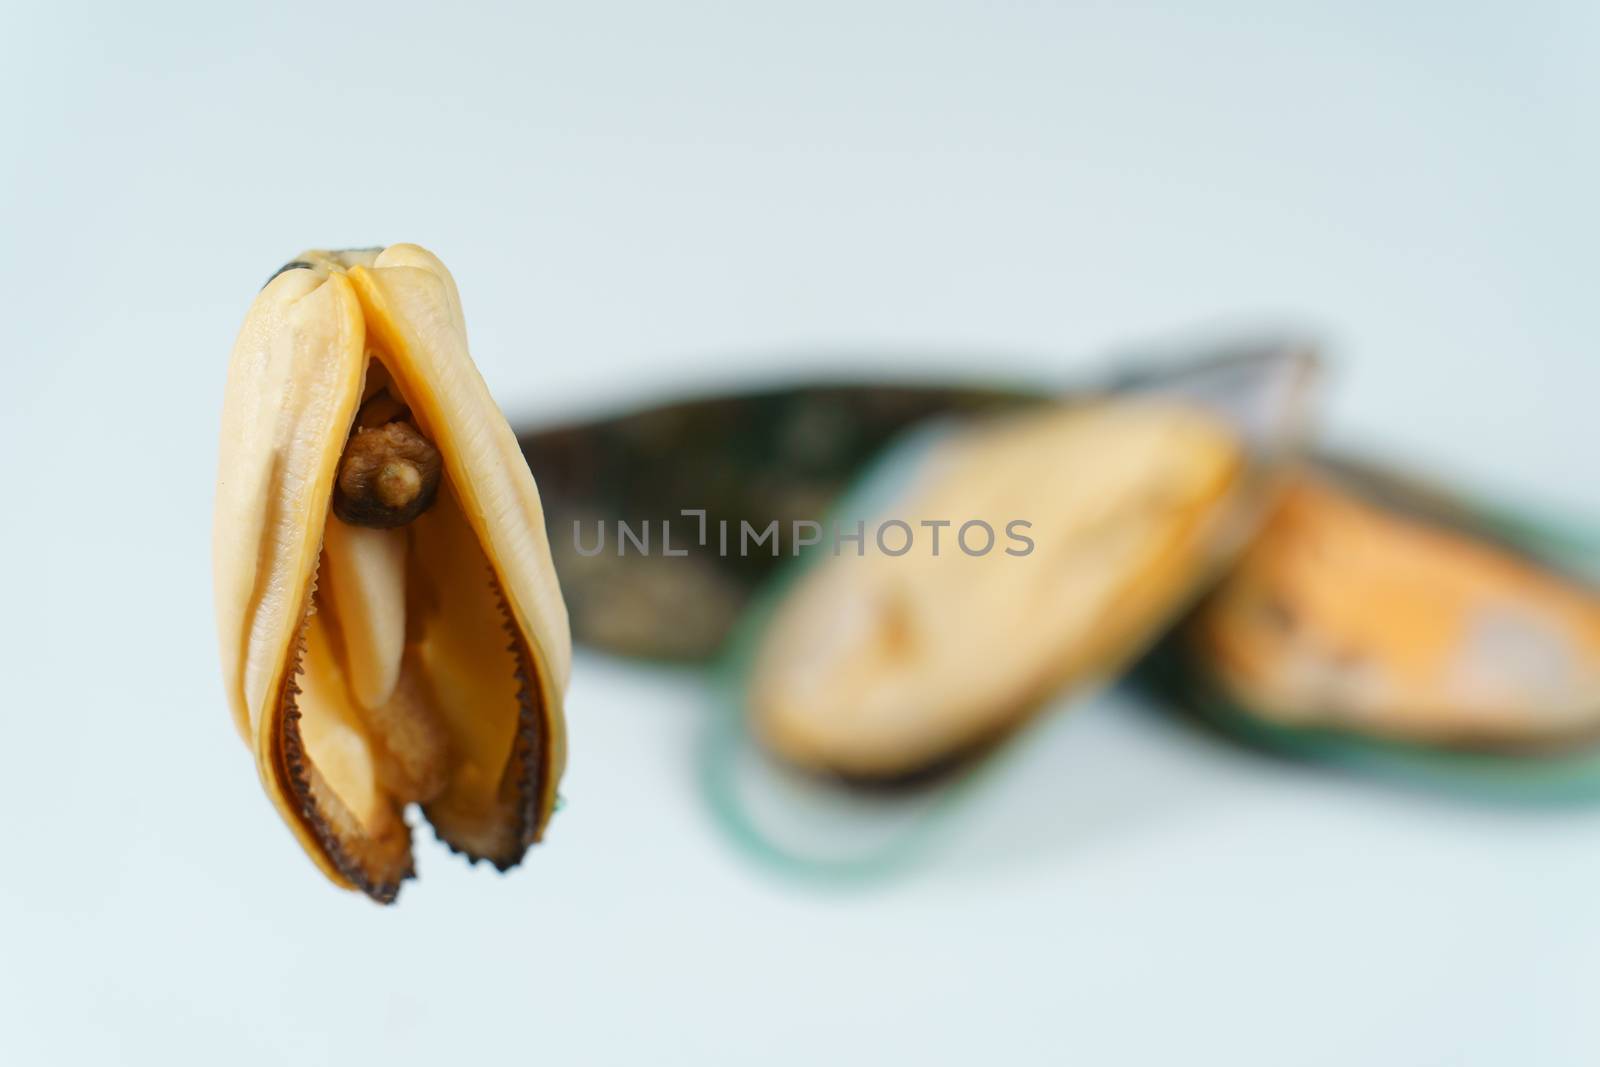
[733,345,1317,780]
[214,245,570,902]
[1168,460,1600,759]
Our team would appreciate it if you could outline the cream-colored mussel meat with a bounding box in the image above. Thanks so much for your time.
[751,399,1249,779]
[214,245,570,902]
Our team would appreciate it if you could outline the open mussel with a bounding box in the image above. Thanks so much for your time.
[726,342,1317,782]
[1152,458,1600,785]
[214,245,570,902]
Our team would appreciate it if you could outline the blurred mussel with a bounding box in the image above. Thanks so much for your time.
[726,341,1318,782]
[1143,458,1600,794]
[673,343,1318,876]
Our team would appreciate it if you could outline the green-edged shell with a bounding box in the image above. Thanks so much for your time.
[698,342,1316,874]
[1140,456,1600,799]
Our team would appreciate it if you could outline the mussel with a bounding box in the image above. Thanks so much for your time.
[214,245,570,902]
[730,345,1317,781]
[1162,459,1600,764]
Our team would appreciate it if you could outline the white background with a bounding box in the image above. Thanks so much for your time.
[3,2,1598,1064]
